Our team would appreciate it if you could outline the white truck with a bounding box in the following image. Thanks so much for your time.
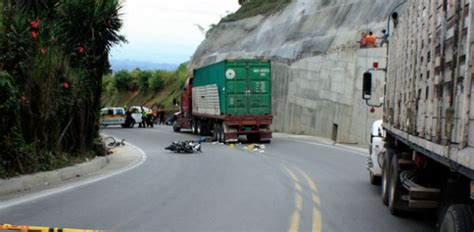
[362,0,474,231]
[368,120,386,185]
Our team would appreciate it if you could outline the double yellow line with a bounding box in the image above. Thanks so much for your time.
[0,224,108,232]
[284,166,322,232]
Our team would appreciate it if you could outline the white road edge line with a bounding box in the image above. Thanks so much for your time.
[0,141,147,210]
[283,138,369,158]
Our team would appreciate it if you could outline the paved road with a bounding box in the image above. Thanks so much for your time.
[0,126,435,231]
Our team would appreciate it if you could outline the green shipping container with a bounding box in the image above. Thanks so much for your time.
[192,59,271,116]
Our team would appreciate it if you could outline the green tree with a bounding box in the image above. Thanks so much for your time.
[114,70,131,91]
[0,0,125,177]
[138,70,151,92]
[149,71,165,92]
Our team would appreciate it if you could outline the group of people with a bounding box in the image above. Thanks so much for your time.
[358,29,389,48]
[122,106,166,128]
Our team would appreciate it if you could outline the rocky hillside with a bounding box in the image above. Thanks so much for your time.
[190,0,400,145]
[191,0,399,68]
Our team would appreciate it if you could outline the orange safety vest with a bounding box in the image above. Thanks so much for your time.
[366,35,377,47]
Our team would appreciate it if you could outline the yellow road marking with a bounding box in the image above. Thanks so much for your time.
[296,194,303,210]
[284,165,323,232]
[312,207,322,232]
[296,167,318,193]
[294,182,303,193]
[284,166,299,182]
[312,193,320,206]
[288,210,301,232]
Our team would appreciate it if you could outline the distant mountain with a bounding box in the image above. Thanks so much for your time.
[110,59,178,72]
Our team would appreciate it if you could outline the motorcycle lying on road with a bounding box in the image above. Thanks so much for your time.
[165,140,202,153]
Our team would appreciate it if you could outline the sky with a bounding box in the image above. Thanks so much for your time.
[110,0,240,65]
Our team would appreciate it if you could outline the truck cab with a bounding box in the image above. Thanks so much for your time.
[368,119,385,185]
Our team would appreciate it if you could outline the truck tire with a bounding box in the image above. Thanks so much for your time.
[382,149,393,206]
[196,120,202,135]
[388,153,405,216]
[440,205,474,232]
[191,121,196,134]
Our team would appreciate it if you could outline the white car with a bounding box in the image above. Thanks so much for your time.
[368,120,385,185]
[128,106,151,123]
[100,107,126,127]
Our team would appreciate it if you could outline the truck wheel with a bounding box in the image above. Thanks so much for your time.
[191,121,197,134]
[197,120,202,135]
[382,149,392,206]
[440,205,474,232]
[388,154,405,215]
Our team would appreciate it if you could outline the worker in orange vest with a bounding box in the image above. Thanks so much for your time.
[365,31,377,48]
[358,32,368,48]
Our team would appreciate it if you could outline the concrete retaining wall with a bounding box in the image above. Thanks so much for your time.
[272,48,386,145]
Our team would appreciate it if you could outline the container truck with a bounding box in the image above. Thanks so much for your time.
[173,59,273,143]
[363,0,474,230]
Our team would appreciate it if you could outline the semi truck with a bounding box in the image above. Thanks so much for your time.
[363,0,474,230]
[173,59,273,143]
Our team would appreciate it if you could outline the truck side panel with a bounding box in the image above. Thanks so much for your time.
[386,0,473,169]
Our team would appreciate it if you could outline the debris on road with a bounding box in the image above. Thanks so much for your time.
[165,140,202,153]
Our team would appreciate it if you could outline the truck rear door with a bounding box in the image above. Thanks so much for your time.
[225,60,271,116]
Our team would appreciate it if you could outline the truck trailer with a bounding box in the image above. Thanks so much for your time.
[173,59,273,143]
[363,0,474,230]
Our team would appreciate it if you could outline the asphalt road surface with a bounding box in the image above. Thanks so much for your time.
[0,126,436,231]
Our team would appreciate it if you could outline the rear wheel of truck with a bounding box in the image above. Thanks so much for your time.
[192,120,197,134]
[440,205,474,232]
[196,120,202,135]
[388,153,405,216]
[382,149,393,206]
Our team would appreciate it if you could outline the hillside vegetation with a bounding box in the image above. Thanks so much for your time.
[222,0,291,22]
[0,0,124,177]
[101,64,188,111]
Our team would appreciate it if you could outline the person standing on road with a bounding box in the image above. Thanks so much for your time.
[159,110,166,125]
[139,106,147,128]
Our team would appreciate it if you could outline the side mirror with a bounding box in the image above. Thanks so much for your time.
[362,72,372,100]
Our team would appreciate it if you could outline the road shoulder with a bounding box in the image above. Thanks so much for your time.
[0,142,144,203]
